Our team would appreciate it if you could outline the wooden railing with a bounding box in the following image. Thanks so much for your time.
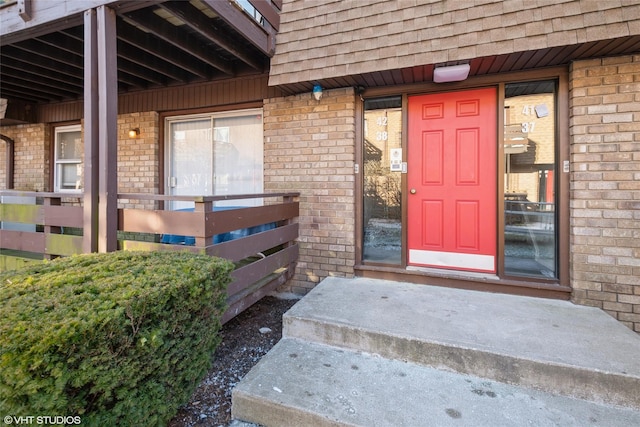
[0,192,84,260]
[0,191,300,323]
[116,192,300,322]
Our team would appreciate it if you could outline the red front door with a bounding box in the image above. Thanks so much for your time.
[407,88,497,273]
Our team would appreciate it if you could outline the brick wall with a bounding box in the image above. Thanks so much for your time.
[0,123,49,191]
[264,88,356,294]
[570,55,640,332]
[117,111,160,209]
[0,113,159,207]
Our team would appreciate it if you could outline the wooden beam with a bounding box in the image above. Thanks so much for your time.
[204,203,299,237]
[118,209,205,235]
[116,40,191,83]
[123,10,235,75]
[83,9,99,254]
[0,83,63,102]
[0,74,78,99]
[1,58,84,90]
[158,1,263,70]
[1,0,161,45]
[222,266,292,324]
[17,0,32,22]
[97,5,118,252]
[117,56,168,87]
[1,47,84,80]
[34,32,83,56]
[206,223,299,262]
[0,230,44,253]
[9,39,84,69]
[59,24,172,87]
[228,245,298,296]
[117,191,300,202]
[116,20,210,80]
[201,0,273,56]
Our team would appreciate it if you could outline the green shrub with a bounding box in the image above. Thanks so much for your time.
[0,251,233,426]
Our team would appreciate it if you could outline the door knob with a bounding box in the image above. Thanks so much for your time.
[410,188,416,194]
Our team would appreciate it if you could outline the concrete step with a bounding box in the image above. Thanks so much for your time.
[282,277,640,409]
[232,338,640,427]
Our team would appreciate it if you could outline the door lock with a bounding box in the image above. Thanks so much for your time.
[410,188,416,194]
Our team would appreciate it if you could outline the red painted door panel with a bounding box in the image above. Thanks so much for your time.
[408,88,497,273]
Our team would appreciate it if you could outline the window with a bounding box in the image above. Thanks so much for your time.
[503,81,558,279]
[362,96,403,264]
[166,109,264,209]
[54,124,82,192]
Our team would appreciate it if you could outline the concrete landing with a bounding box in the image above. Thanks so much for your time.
[233,338,640,427]
[232,277,640,426]
[283,277,640,408]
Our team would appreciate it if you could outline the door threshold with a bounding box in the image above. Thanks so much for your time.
[355,264,571,300]
[406,266,498,281]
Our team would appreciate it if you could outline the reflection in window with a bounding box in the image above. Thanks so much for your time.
[363,96,402,264]
[504,81,557,278]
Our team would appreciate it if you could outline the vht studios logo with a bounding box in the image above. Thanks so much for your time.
[3,416,81,425]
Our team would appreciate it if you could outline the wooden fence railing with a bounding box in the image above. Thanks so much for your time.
[0,191,300,323]
[116,192,300,322]
[0,192,84,260]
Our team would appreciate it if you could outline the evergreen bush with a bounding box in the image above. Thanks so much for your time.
[0,251,233,426]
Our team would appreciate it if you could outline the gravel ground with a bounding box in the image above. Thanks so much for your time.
[168,295,299,427]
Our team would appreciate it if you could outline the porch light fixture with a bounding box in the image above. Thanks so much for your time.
[128,128,140,138]
[433,64,470,83]
[312,84,323,101]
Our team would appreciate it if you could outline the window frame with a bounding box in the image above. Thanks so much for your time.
[163,107,265,208]
[53,123,83,193]
[502,80,559,280]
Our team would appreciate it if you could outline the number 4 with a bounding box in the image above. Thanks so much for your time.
[376,116,388,126]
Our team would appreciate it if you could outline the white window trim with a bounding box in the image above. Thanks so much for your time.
[53,124,82,193]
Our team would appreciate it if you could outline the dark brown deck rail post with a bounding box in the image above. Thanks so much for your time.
[83,8,99,253]
[281,193,298,279]
[194,199,213,248]
[96,5,118,252]
[42,195,61,260]
[282,193,295,245]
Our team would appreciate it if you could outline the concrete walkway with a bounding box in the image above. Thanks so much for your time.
[232,277,640,426]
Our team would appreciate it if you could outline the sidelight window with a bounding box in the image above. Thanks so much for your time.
[503,81,558,279]
[362,96,403,264]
